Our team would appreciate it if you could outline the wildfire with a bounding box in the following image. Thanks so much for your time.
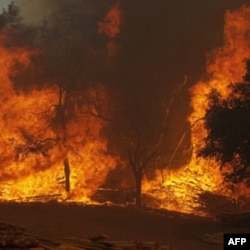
[98,0,121,38]
[0,3,249,217]
[98,0,122,63]
[143,5,250,215]
[0,34,116,202]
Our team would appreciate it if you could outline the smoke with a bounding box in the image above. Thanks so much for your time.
[10,0,248,75]
[8,0,53,24]
[6,0,250,162]
[0,0,12,9]
[114,0,249,150]
[12,0,114,24]
[0,0,249,204]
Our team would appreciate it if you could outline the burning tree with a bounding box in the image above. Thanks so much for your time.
[109,79,186,207]
[0,2,116,201]
[199,59,250,187]
[123,109,167,208]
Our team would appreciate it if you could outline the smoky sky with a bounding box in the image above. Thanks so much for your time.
[10,0,249,86]
[7,0,250,154]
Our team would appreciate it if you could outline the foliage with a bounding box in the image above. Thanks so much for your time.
[1,2,111,194]
[0,1,22,29]
[0,2,37,48]
[9,128,59,161]
[199,60,250,185]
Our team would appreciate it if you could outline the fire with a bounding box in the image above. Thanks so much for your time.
[0,35,116,202]
[98,1,121,39]
[143,5,250,215]
[98,1,122,63]
[0,2,249,217]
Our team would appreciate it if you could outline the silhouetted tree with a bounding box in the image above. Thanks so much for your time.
[7,3,110,196]
[110,79,186,207]
[199,59,250,186]
[0,2,38,48]
[0,1,22,29]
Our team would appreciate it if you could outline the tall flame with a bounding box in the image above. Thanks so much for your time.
[0,34,117,202]
[143,5,250,215]
[0,4,249,215]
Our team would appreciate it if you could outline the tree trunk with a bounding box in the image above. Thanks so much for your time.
[64,157,70,193]
[135,172,142,207]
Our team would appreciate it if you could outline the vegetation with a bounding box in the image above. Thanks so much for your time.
[0,2,108,195]
[0,2,187,205]
[199,59,250,186]
[109,79,186,207]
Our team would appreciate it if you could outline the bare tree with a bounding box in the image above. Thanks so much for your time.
[110,78,186,207]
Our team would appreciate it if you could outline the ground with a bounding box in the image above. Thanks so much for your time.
[0,202,249,250]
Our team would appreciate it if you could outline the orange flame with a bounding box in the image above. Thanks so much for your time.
[143,5,250,215]
[98,1,122,62]
[0,4,249,216]
[98,1,121,38]
[0,35,117,202]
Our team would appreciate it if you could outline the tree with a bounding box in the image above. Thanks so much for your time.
[7,5,82,195]
[0,1,22,29]
[109,79,186,207]
[0,1,38,48]
[123,107,168,207]
[199,59,250,186]
[8,3,111,197]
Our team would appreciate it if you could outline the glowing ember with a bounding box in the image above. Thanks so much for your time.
[143,5,250,215]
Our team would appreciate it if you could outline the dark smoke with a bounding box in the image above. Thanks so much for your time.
[11,0,250,166]
[13,0,249,86]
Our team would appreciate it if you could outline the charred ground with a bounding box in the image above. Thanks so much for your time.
[0,202,249,250]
